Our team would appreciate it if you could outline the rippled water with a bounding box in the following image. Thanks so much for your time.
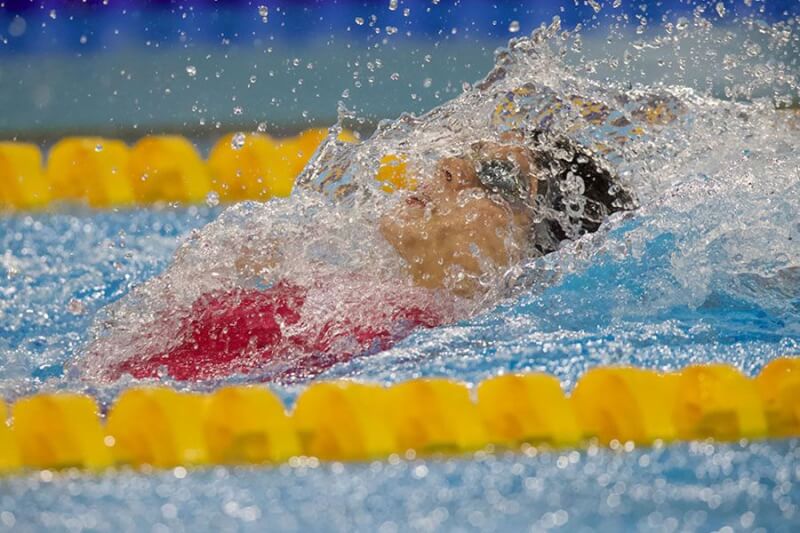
[1,13,800,533]
[3,441,799,532]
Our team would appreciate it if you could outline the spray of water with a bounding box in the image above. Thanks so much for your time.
[77,14,800,383]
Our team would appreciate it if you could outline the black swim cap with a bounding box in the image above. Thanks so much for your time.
[525,129,636,255]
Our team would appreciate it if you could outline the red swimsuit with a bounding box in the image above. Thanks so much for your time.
[111,279,447,382]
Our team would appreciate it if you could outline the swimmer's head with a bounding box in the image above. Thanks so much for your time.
[379,130,634,296]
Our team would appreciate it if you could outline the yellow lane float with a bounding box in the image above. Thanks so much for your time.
[278,128,330,181]
[385,379,487,453]
[478,373,580,446]
[375,154,415,192]
[0,143,50,209]
[755,357,800,437]
[205,386,299,464]
[46,137,133,207]
[0,401,20,471]
[207,133,288,202]
[107,388,208,468]
[129,136,211,204]
[207,129,355,202]
[671,364,767,441]
[293,381,396,461]
[0,129,366,210]
[12,394,111,470]
[572,367,676,445]
[1,358,799,475]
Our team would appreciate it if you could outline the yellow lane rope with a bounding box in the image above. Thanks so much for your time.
[1,358,798,473]
[0,129,357,210]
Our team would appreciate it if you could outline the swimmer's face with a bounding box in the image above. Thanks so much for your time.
[379,139,538,297]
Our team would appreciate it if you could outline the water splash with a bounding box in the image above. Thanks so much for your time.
[70,15,800,384]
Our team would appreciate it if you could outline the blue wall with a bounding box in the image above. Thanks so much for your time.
[0,1,797,139]
[1,0,796,55]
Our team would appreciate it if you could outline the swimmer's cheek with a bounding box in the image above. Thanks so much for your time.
[382,197,521,296]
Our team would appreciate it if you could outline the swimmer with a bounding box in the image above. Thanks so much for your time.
[102,128,634,382]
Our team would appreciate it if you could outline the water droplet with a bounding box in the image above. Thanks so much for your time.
[95,143,104,152]
[423,78,432,88]
[508,20,520,33]
[390,72,400,81]
[185,65,197,77]
[49,9,57,20]
[249,75,257,84]
[233,106,243,116]
[8,16,26,37]
[231,132,246,150]
[67,298,85,315]
[258,5,269,23]
[355,17,365,26]
[744,40,762,57]
[205,191,220,207]
[79,35,87,45]
[587,0,602,14]
[715,2,726,17]
[388,0,398,11]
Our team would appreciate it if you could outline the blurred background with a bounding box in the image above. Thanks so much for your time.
[1,0,798,143]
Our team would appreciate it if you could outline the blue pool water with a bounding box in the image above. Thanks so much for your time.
[0,195,798,531]
[3,440,799,532]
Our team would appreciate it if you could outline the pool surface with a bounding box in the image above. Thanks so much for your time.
[2,1,800,531]
[1,187,798,531]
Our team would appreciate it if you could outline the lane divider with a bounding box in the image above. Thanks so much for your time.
[0,129,357,210]
[1,358,798,473]
[0,142,50,209]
